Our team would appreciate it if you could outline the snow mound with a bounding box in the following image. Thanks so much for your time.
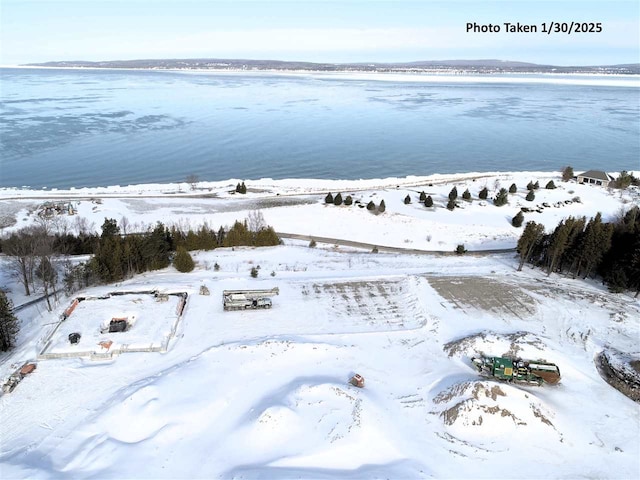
[245,382,362,449]
[596,349,640,402]
[432,380,561,444]
[443,331,549,359]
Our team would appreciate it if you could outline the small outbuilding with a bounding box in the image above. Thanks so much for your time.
[576,170,614,187]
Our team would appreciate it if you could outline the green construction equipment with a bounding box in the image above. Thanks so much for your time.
[471,355,561,386]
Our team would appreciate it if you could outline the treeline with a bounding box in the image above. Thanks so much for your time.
[517,206,640,295]
[71,217,280,290]
[2,215,280,299]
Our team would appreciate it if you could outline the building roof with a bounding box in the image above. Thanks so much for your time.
[578,170,610,181]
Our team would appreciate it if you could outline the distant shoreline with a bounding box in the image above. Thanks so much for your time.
[2,65,639,87]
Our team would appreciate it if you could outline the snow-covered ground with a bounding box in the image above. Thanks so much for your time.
[0,172,639,479]
[1,171,638,253]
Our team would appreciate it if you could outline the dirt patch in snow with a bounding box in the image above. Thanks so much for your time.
[432,380,561,442]
[596,350,640,403]
[427,276,536,319]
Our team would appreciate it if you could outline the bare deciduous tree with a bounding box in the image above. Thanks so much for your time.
[186,174,200,191]
[247,210,266,232]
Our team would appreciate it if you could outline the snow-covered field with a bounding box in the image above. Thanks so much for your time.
[1,171,638,252]
[1,171,639,479]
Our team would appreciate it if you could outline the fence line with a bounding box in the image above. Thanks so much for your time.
[37,291,188,361]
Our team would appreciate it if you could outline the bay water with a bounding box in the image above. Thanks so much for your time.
[1,67,638,189]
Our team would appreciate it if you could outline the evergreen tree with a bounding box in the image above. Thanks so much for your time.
[379,200,386,212]
[419,191,426,201]
[367,201,376,211]
[613,171,632,189]
[235,182,241,193]
[526,190,535,201]
[512,211,524,227]
[224,221,252,247]
[544,218,575,275]
[344,195,353,206]
[447,199,456,211]
[333,193,343,205]
[455,244,467,254]
[479,187,488,200]
[545,180,556,189]
[239,182,247,194]
[533,181,540,190]
[516,221,545,271]
[462,189,471,200]
[448,187,458,201]
[309,239,317,248]
[562,166,574,181]
[0,291,19,352]
[174,246,195,273]
[217,226,226,246]
[526,181,535,190]
[424,196,433,208]
[404,194,411,204]
[254,227,280,246]
[509,183,517,194]
[325,193,334,204]
[494,188,509,206]
[250,266,259,278]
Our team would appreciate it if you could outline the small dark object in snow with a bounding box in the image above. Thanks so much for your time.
[69,332,81,344]
[350,374,365,388]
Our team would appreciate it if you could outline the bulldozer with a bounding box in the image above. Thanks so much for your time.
[471,355,561,386]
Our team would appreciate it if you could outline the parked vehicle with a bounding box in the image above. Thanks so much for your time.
[222,288,279,311]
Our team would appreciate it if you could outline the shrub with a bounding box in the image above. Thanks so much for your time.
[344,195,353,206]
[270,271,276,277]
[419,191,426,201]
[333,193,343,205]
[404,194,411,204]
[509,183,517,193]
[214,262,220,271]
[613,171,633,189]
[447,199,456,211]
[424,196,433,207]
[250,266,259,278]
[366,201,376,211]
[512,211,524,227]
[448,187,458,201]
[173,246,195,273]
[526,190,535,201]
[462,189,471,200]
[309,239,317,248]
[479,187,488,200]
[545,180,556,189]
[562,166,574,181]
[325,193,334,204]
[371,246,379,253]
[379,200,386,212]
[494,188,509,207]
[455,244,467,255]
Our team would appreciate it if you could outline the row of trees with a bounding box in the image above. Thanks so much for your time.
[516,206,640,295]
[2,213,280,299]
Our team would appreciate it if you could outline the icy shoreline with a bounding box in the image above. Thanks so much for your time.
[3,65,639,87]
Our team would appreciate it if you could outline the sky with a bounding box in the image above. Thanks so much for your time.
[1,0,638,66]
